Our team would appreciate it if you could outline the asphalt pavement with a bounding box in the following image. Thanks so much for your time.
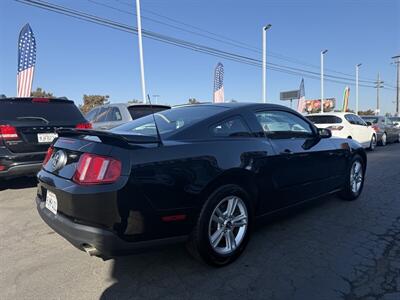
[1,143,399,300]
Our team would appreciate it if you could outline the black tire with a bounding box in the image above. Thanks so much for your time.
[187,184,253,266]
[378,133,387,146]
[368,135,376,151]
[338,154,365,201]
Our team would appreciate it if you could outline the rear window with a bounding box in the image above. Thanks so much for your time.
[128,105,170,120]
[0,99,85,124]
[306,115,342,124]
[113,105,227,138]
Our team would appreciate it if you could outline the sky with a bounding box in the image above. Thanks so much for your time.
[0,0,399,114]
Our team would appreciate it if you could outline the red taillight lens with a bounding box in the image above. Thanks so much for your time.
[327,125,344,131]
[0,125,19,140]
[73,153,121,185]
[43,147,54,165]
[76,122,92,129]
[372,125,379,132]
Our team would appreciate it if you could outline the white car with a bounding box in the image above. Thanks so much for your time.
[306,112,377,150]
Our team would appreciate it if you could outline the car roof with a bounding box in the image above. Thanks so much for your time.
[306,112,353,117]
[91,103,170,109]
[172,102,293,111]
[0,97,74,104]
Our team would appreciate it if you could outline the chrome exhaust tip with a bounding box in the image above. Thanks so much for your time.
[82,244,100,257]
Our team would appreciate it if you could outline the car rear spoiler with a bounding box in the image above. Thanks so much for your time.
[57,128,159,147]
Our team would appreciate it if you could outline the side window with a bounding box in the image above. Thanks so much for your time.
[210,117,251,137]
[345,114,356,125]
[386,118,393,125]
[354,115,366,126]
[94,107,110,123]
[85,108,99,122]
[107,107,122,122]
[255,110,314,138]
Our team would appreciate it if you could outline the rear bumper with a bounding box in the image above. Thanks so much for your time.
[36,196,187,258]
[0,147,45,178]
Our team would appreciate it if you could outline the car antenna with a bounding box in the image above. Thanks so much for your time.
[147,94,163,146]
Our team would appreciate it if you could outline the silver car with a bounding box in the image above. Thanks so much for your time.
[85,103,170,130]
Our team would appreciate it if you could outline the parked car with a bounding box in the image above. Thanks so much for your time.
[36,103,366,266]
[86,103,170,130]
[389,116,400,129]
[361,115,400,146]
[0,97,91,179]
[306,112,377,150]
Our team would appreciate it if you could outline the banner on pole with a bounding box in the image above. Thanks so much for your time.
[213,62,224,103]
[17,23,36,97]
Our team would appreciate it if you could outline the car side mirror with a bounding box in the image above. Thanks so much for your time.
[365,121,372,126]
[318,128,332,139]
[394,122,400,126]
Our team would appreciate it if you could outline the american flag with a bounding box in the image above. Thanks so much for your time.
[213,62,224,103]
[17,23,36,97]
[297,78,305,113]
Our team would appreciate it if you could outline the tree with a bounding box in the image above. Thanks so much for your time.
[358,109,375,116]
[80,94,109,114]
[188,98,200,104]
[31,87,54,97]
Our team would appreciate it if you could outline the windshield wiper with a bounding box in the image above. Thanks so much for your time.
[17,116,50,124]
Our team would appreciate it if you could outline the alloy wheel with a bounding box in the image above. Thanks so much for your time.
[208,196,248,255]
[350,161,363,194]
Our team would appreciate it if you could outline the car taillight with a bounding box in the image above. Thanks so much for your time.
[327,125,344,131]
[76,122,92,129]
[73,153,121,185]
[0,125,19,140]
[372,125,379,132]
[43,147,54,165]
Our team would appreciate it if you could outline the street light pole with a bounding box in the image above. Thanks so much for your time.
[393,55,400,116]
[320,49,328,113]
[136,0,147,103]
[153,94,160,104]
[262,24,272,103]
[355,63,362,115]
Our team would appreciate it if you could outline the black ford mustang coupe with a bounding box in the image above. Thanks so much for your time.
[36,103,366,266]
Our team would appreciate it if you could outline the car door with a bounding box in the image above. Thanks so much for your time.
[384,117,396,142]
[254,110,342,209]
[353,115,372,145]
[344,114,367,146]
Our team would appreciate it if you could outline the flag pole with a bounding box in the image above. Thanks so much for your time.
[136,0,147,103]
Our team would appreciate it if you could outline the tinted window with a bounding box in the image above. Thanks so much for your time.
[210,117,250,137]
[85,108,99,122]
[306,115,342,124]
[93,107,109,123]
[107,107,122,121]
[255,110,314,138]
[345,114,358,125]
[128,105,170,120]
[0,99,84,123]
[353,115,367,126]
[114,105,228,138]
[362,117,378,124]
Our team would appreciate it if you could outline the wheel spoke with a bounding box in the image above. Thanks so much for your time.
[210,228,224,248]
[232,214,247,227]
[212,214,224,224]
[226,197,238,217]
[225,230,236,251]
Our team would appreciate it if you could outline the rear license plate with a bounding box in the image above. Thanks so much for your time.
[38,133,58,143]
[45,190,58,215]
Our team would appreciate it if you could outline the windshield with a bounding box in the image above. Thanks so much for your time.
[112,105,228,138]
[390,117,400,122]
[362,117,378,124]
[306,115,342,124]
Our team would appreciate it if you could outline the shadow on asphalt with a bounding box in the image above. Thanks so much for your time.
[100,196,334,299]
[0,176,37,192]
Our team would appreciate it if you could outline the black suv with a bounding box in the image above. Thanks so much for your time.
[0,97,90,179]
